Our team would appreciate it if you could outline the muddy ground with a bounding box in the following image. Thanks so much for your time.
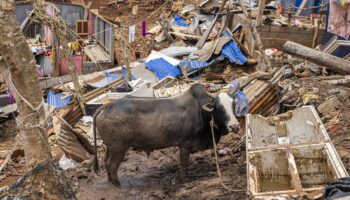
[0,78,350,199]
[66,133,247,200]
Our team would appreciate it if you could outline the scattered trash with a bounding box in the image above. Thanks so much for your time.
[218,148,232,156]
[59,154,78,170]
[79,116,93,126]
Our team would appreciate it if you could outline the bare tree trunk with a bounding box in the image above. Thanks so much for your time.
[283,41,350,74]
[0,1,72,199]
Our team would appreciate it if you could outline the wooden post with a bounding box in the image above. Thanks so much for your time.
[120,27,132,81]
[283,41,350,74]
[312,20,320,48]
[256,0,266,26]
[240,3,272,71]
[196,0,226,49]
[123,40,132,81]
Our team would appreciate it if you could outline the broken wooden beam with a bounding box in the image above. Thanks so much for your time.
[169,32,202,40]
[283,41,350,74]
[196,14,219,49]
[196,0,226,48]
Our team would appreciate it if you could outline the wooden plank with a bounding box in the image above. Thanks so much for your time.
[196,14,219,49]
[84,44,111,63]
[169,32,202,39]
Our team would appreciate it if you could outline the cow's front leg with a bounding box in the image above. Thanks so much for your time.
[179,147,190,180]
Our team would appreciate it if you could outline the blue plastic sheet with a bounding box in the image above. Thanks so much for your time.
[172,15,189,27]
[180,56,225,72]
[222,31,247,65]
[145,58,182,79]
[47,91,71,108]
[234,90,249,117]
[180,60,209,69]
[229,80,249,117]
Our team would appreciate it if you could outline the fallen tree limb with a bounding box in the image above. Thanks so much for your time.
[283,41,350,74]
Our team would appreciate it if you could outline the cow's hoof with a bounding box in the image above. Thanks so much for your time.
[179,173,186,182]
[109,179,121,186]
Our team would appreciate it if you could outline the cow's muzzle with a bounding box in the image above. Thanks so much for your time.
[229,124,240,133]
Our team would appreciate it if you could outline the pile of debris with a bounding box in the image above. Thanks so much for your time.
[1,0,350,199]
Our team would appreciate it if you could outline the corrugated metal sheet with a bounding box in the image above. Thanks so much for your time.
[59,78,126,162]
[222,32,247,65]
[47,91,71,108]
[131,63,159,83]
[145,58,182,79]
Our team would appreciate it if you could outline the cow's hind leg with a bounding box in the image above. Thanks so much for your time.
[104,147,112,181]
[179,147,190,180]
[108,147,128,186]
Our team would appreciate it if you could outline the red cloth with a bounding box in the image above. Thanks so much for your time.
[60,55,83,75]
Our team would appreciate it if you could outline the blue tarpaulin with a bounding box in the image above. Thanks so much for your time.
[234,90,249,117]
[222,32,247,65]
[47,91,71,108]
[172,15,189,27]
[229,80,249,117]
[145,58,182,79]
[180,56,224,71]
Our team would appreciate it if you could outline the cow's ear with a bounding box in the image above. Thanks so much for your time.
[202,103,214,113]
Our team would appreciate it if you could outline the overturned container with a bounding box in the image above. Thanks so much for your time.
[246,106,348,199]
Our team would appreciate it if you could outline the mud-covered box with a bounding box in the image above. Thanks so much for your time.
[246,106,348,199]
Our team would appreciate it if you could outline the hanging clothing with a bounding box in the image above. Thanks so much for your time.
[328,0,350,39]
[142,20,147,38]
[129,25,136,43]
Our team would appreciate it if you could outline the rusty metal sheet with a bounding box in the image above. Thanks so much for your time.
[58,78,126,162]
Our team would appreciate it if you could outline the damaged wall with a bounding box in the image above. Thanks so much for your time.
[15,2,85,40]
[91,12,115,62]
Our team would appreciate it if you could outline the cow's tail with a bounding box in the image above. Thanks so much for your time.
[93,107,102,174]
